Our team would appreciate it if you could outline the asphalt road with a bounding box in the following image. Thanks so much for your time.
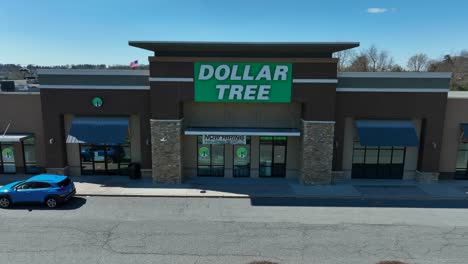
[2,196,468,264]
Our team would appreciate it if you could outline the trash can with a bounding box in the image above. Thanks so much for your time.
[128,163,141,179]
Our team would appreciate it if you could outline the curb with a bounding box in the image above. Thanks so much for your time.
[75,193,468,201]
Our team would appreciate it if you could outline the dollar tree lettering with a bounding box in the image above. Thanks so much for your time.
[194,62,292,103]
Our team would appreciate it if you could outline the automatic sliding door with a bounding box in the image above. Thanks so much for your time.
[259,136,287,177]
[80,144,131,175]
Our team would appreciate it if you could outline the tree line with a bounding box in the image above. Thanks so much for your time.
[0,64,150,80]
[1,46,467,90]
[335,45,468,90]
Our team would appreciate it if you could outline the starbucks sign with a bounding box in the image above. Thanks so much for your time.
[92,97,103,108]
[194,62,292,103]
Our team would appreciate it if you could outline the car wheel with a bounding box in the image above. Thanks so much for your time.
[45,196,59,208]
[0,196,11,208]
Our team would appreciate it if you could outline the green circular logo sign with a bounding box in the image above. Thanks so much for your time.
[199,147,209,158]
[2,147,13,160]
[92,97,103,108]
[236,147,247,159]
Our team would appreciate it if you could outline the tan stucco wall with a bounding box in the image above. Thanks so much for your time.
[439,98,468,173]
[184,102,301,128]
[0,93,45,170]
[342,117,421,179]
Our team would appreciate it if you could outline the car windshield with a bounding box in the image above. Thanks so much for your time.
[12,181,25,188]
[58,178,71,187]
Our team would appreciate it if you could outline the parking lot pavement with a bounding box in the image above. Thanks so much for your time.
[3,196,468,264]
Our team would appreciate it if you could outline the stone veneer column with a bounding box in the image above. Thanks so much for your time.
[300,120,335,185]
[150,119,183,183]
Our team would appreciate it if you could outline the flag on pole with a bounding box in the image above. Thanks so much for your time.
[130,60,138,69]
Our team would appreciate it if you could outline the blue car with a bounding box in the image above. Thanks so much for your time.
[0,174,76,209]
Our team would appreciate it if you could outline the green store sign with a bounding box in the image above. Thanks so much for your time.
[194,62,292,103]
[92,97,103,108]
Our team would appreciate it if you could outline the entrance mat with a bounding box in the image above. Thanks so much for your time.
[354,185,430,198]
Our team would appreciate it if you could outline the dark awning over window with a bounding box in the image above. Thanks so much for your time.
[66,117,129,145]
[355,120,419,146]
[460,124,468,142]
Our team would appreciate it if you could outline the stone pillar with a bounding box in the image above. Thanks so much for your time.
[150,119,183,184]
[299,120,335,185]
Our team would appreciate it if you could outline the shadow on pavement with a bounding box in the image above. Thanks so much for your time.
[3,197,87,211]
[250,197,468,208]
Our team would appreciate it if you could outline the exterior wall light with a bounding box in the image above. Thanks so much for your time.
[432,141,437,149]
[49,138,55,144]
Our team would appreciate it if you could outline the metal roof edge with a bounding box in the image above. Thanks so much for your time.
[37,69,149,76]
[338,72,452,79]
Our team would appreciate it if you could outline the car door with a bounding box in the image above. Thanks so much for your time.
[12,182,34,203]
[29,182,52,202]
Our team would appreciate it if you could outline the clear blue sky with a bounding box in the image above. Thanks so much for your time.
[1,0,467,66]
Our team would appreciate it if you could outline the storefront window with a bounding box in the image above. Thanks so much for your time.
[259,136,287,177]
[455,143,468,179]
[352,141,406,179]
[79,143,131,175]
[22,138,38,174]
[233,137,251,177]
[0,143,16,173]
[197,136,224,177]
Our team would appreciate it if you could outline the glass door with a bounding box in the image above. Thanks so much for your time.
[233,137,251,177]
[259,136,287,177]
[79,144,130,175]
[1,143,16,173]
[22,138,38,174]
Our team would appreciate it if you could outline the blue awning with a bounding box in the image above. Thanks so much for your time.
[460,124,468,142]
[355,120,419,147]
[66,117,129,145]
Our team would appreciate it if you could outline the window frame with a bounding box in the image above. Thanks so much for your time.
[232,136,251,177]
[197,136,225,177]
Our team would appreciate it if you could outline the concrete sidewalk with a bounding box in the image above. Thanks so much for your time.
[2,174,468,200]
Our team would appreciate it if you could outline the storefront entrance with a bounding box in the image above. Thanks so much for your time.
[79,144,131,175]
[197,136,225,177]
[195,135,288,178]
[259,136,287,177]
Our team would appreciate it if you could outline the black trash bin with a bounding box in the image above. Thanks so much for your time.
[128,163,141,179]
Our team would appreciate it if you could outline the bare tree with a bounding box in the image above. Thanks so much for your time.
[363,45,394,72]
[334,49,357,71]
[346,55,369,72]
[407,53,429,72]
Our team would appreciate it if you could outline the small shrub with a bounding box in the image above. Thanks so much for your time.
[377,261,409,264]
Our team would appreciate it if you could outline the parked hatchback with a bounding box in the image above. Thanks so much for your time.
[0,174,76,208]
